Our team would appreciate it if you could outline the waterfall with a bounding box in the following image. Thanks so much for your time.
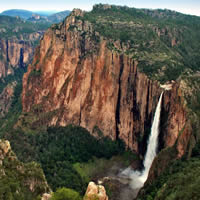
[120,92,164,192]
[139,91,163,183]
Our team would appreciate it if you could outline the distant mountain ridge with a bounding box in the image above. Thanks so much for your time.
[47,10,71,23]
[0,9,71,23]
[0,9,34,19]
[33,10,58,16]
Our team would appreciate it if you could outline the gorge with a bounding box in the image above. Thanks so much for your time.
[0,15,50,79]
[0,4,200,200]
[22,8,191,160]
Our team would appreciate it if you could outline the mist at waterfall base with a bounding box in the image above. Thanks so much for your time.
[120,92,163,192]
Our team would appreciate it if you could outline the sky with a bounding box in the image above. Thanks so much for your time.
[0,0,200,16]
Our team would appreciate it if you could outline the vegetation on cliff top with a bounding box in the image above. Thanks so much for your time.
[82,4,200,83]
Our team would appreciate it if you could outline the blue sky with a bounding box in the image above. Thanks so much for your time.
[1,0,200,16]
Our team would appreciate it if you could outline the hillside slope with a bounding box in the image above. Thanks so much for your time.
[137,156,200,200]
[0,139,50,199]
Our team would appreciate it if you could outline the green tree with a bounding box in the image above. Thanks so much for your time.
[51,188,81,200]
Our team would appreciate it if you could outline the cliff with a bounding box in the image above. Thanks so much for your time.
[0,32,43,78]
[161,84,192,158]
[0,15,50,79]
[0,139,50,199]
[22,9,191,159]
[22,9,160,154]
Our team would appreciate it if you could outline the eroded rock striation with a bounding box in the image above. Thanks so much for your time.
[22,9,191,158]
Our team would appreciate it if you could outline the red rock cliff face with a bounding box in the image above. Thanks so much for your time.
[22,10,191,156]
[0,32,43,78]
[143,83,192,184]
[161,84,191,157]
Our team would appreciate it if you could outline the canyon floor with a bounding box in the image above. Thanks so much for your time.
[92,157,142,200]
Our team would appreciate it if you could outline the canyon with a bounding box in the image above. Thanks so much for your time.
[1,4,200,200]
[22,9,191,160]
[0,16,45,117]
[0,32,43,78]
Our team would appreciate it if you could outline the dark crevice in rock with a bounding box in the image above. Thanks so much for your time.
[111,53,113,64]
[141,81,152,156]
[79,108,82,125]
[132,67,140,152]
[19,48,24,68]
[159,91,170,151]
[115,55,124,140]
[80,33,86,57]
[6,40,9,63]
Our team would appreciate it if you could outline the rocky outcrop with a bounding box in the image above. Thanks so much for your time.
[0,32,43,78]
[42,193,52,200]
[22,9,191,158]
[0,139,11,160]
[0,81,16,117]
[84,182,108,200]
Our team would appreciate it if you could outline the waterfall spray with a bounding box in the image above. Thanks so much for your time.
[121,92,164,192]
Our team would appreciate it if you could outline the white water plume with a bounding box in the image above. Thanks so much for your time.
[120,92,164,191]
